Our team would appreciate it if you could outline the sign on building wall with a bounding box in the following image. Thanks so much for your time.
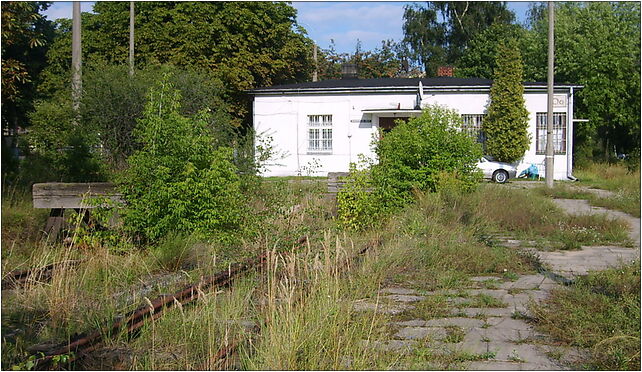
[553,94,567,108]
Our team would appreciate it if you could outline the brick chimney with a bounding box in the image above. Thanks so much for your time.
[437,66,454,77]
[341,63,358,79]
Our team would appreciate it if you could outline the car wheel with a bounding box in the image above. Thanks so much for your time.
[492,170,509,183]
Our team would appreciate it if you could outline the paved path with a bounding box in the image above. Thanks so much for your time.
[356,278,581,370]
[354,188,639,370]
[537,198,640,278]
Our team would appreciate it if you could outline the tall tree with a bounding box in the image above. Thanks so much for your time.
[402,1,514,75]
[317,39,420,80]
[38,2,314,126]
[1,1,54,177]
[483,39,530,163]
[455,23,533,80]
[529,2,641,160]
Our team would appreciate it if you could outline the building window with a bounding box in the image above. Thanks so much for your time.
[308,115,332,152]
[461,114,486,144]
[536,113,567,154]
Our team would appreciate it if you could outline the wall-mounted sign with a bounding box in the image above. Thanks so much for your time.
[350,119,372,123]
[553,94,567,108]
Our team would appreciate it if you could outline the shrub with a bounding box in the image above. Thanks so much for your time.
[336,161,381,230]
[26,93,107,182]
[337,105,482,230]
[372,104,482,203]
[119,74,245,242]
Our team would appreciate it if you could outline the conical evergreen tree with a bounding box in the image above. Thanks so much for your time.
[483,38,530,163]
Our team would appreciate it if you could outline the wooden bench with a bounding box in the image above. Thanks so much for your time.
[32,183,123,237]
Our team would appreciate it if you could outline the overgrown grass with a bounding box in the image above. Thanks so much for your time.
[468,184,631,249]
[531,263,641,370]
[537,182,640,218]
[2,170,635,370]
[574,162,640,217]
[1,178,333,369]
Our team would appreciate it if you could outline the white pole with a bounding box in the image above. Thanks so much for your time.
[545,2,555,187]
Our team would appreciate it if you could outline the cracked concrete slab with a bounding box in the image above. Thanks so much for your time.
[379,287,419,295]
[352,301,412,315]
[425,317,486,328]
[449,307,514,318]
[382,294,425,303]
[394,326,448,340]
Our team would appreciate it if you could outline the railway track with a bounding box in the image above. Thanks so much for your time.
[202,236,383,369]
[1,260,84,290]
[27,236,308,370]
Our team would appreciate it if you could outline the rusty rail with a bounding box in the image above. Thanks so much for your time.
[29,236,308,369]
[204,236,382,369]
[1,260,84,290]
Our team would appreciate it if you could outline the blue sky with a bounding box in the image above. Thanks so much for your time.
[42,1,533,54]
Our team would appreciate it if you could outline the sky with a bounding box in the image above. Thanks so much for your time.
[42,1,533,54]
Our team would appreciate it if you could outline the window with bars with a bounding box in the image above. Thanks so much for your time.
[536,113,567,154]
[461,114,486,144]
[308,115,332,152]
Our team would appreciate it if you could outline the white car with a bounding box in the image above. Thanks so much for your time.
[477,156,517,183]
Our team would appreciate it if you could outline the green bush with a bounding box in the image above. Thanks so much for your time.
[373,105,482,203]
[337,105,482,229]
[119,74,245,242]
[336,162,381,230]
[26,93,107,183]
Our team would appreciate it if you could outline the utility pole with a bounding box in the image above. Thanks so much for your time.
[71,1,82,119]
[545,1,555,188]
[129,1,134,76]
[312,43,318,82]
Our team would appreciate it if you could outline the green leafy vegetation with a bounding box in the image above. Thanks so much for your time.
[337,105,482,230]
[483,38,530,163]
[402,2,514,75]
[536,163,641,217]
[119,75,245,242]
[532,263,640,370]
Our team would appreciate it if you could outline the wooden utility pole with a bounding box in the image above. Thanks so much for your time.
[312,43,318,82]
[129,1,134,76]
[71,1,82,117]
[545,2,555,187]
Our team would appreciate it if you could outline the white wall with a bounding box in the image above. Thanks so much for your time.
[254,89,573,179]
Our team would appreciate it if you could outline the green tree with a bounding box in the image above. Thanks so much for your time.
[80,64,232,170]
[402,1,514,75]
[538,2,640,160]
[455,23,532,80]
[1,1,54,179]
[38,2,314,126]
[27,64,241,182]
[317,39,420,80]
[119,75,244,242]
[483,39,530,163]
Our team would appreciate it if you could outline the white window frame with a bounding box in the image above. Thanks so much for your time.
[308,114,332,153]
[461,114,486,144]
[536,113,567,155]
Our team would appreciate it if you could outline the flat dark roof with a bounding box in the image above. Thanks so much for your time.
[251,77,580,94]
[250,77,560,92]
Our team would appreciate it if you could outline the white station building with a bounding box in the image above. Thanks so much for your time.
[251,76,581,180]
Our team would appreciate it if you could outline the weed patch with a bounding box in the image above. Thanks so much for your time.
[531,263,640,370]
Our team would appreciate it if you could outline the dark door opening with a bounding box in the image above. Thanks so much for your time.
[379,117,410,134]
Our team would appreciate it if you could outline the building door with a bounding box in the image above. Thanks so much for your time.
[379,117,410,134]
